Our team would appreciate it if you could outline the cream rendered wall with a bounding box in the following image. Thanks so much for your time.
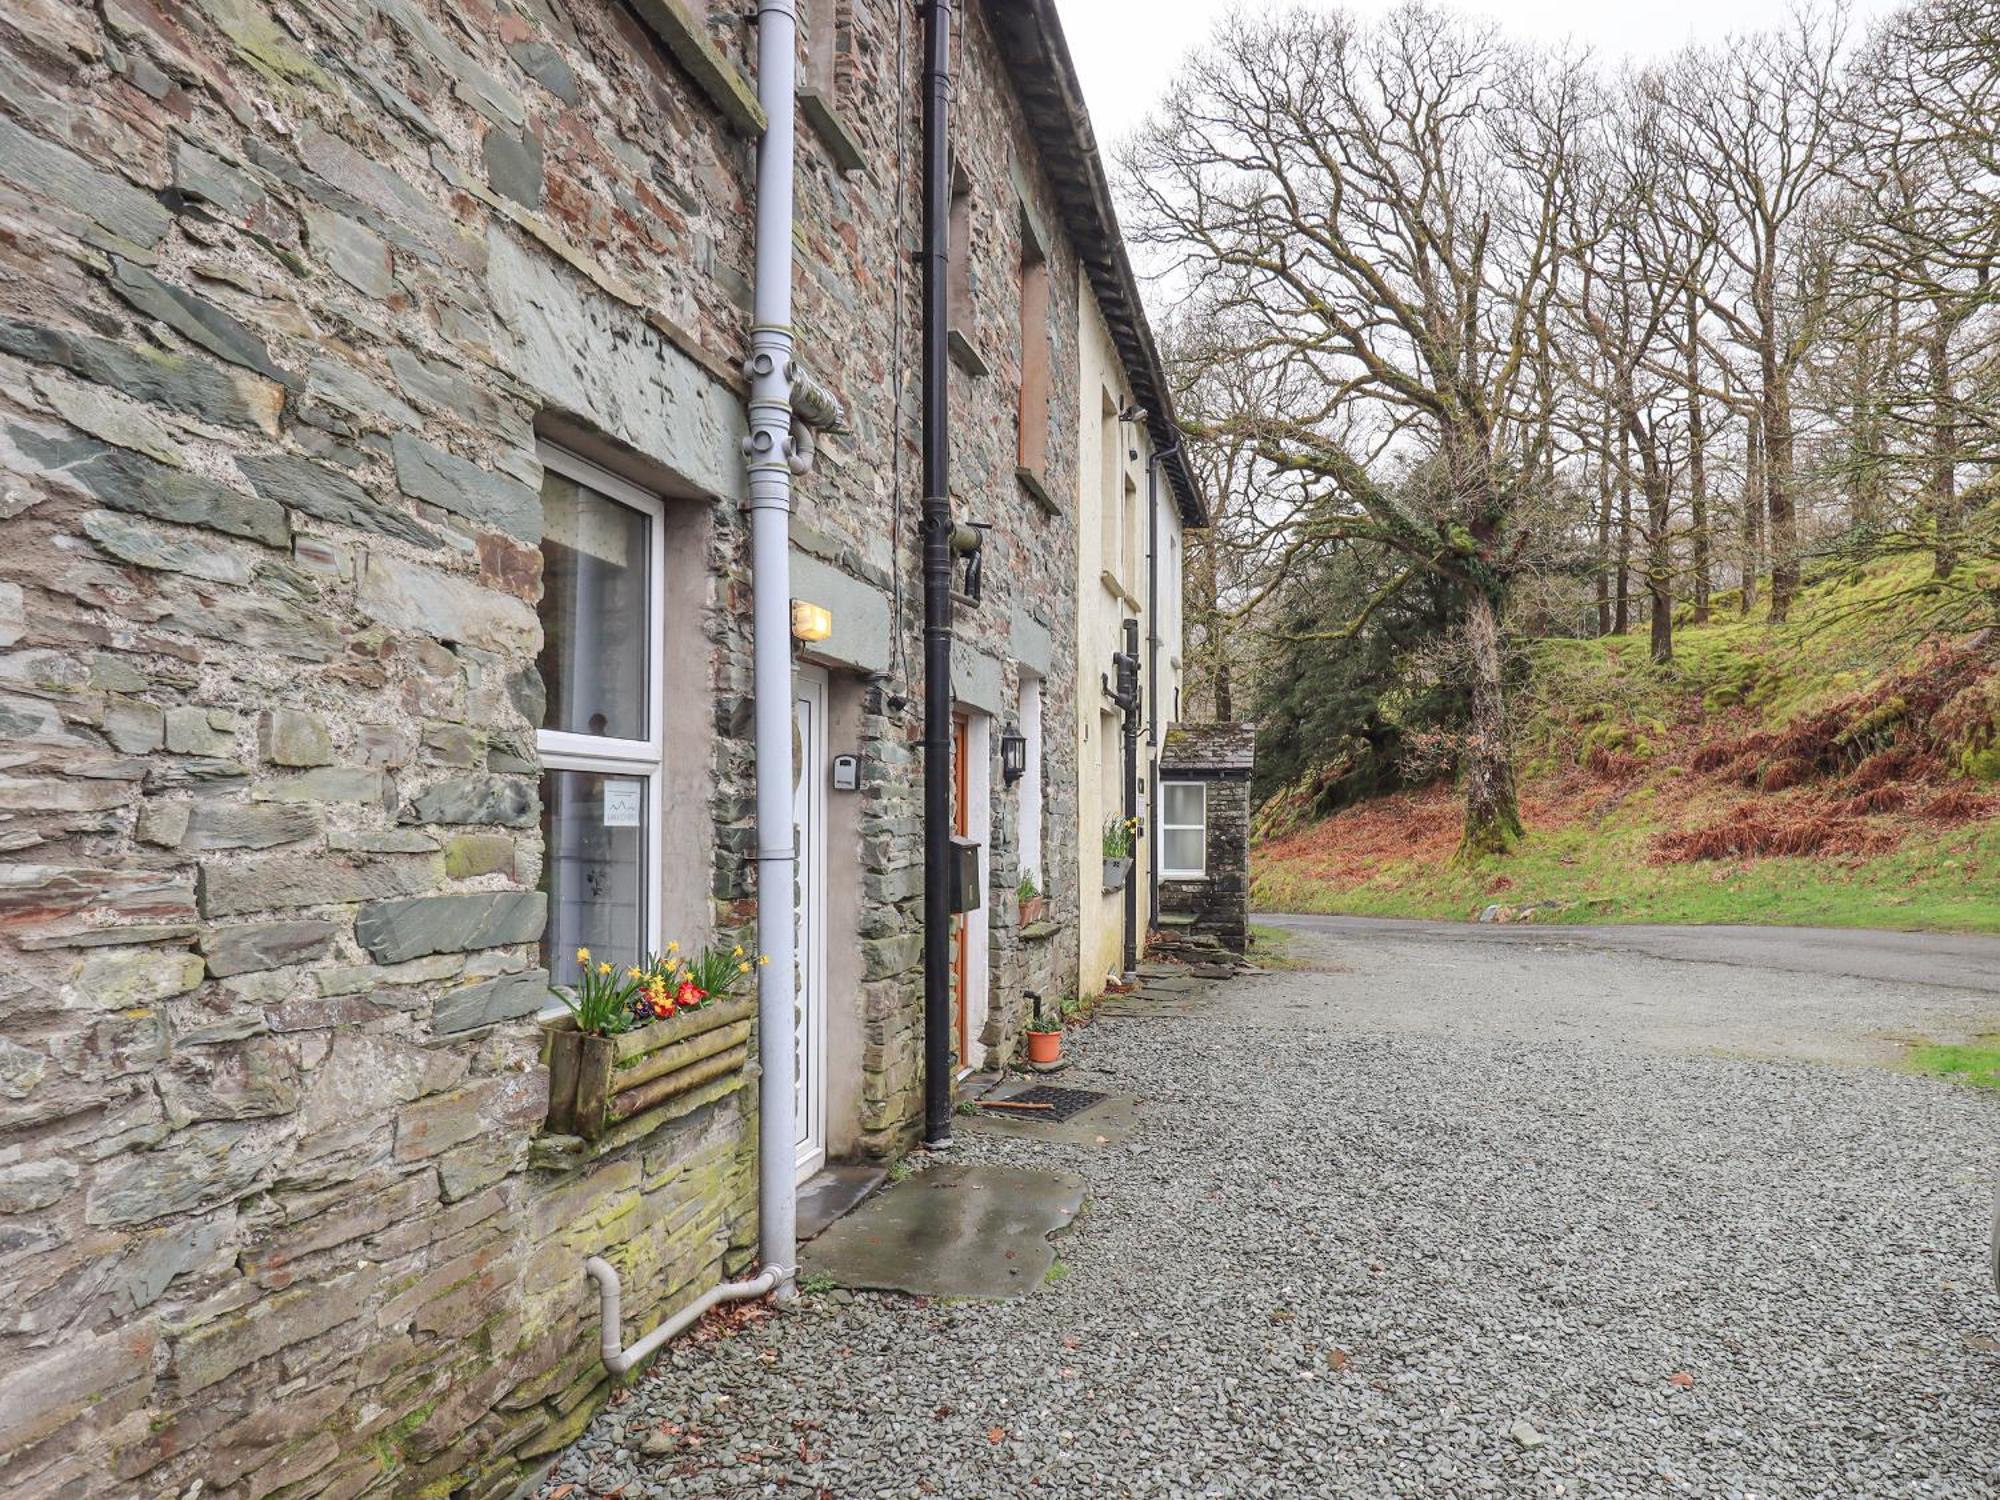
[1075,284,1157,995]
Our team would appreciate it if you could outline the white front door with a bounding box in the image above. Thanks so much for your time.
[952,710,991,1075]
[791,667,829,1182]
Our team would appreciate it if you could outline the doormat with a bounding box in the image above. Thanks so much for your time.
[991,1085,1108,1122]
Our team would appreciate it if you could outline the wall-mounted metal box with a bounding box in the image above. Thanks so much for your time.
[948,835,981,914]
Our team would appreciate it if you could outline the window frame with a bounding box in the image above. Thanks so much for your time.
[1018,672,1043,891]
[1159,779,1208,881]
[535,442,667,963]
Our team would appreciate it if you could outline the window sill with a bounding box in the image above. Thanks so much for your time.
[949,327,989,378]
[798,88,867,173]
[1016,465,1059,516]
[1019,919,1059,941]
[628,0,765,138]
[1099,570,1140,610]
[1161,873,1208,883]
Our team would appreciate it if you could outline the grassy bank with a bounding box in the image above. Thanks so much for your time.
[1253,557,2000,932]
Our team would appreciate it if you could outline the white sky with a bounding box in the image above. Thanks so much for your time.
[1056,0,1903,150]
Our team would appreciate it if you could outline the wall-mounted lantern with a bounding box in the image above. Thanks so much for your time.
[791,599,833,643]
[999,728,1028,785]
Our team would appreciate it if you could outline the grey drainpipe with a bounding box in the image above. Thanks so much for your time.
[920,0,956,1149]
[583,0,804,1371]
[742,0,802,1310]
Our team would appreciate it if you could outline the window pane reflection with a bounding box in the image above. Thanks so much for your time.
[540,473,650,741]
[541,770,647,972]
[1163,783,1204,827]
[1164,829,1205,875]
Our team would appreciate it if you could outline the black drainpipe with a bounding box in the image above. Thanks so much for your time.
[1113,618,1141,979]
[920,0,956,1149]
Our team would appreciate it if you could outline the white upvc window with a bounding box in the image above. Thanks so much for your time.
[535,444,666,973]
[1159,781,1207,880]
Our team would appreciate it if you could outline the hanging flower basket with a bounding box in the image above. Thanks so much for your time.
[1101,815,1138,891]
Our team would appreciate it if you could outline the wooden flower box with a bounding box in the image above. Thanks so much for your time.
[543,994,756,1141]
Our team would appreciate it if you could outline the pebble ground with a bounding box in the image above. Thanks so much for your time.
[541,919,2000,1498]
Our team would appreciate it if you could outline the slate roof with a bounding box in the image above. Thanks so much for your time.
[1159,721,1256,775]
[985,0,1207,528]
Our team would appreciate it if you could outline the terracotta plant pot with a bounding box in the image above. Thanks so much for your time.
[1025,1028,1062,1065]
[1019,894,1047,926]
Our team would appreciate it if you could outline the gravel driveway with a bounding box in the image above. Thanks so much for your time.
[542,918,2000,1498]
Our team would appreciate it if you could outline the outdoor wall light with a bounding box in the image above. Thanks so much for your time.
[790,599,833,643]
[1000,729,1028,785]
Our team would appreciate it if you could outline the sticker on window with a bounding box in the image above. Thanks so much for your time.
[601,779,643,827]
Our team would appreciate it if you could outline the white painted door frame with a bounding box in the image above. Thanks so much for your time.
[959,710,991,1074]
[792,666,829,1182]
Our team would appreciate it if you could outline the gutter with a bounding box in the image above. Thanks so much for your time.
[921,0,957,1149]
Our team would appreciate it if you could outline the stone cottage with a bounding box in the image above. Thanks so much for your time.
[0,0,1198,1495]
[1155,721,1256,956]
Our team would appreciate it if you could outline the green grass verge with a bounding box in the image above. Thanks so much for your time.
[1906,1038,2000,1091]
[1255,555,2000,933]
[1254,815,2000,932]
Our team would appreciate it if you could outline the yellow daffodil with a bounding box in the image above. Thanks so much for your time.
[627,967,643,980]
[738,961,751,973]
[757,954,770,967]
[732,945,744,958]
[667,940,680,953]
[575,946,590,964]
[597,961,612,976]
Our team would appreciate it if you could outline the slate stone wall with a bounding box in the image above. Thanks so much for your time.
[0,0,1082,1494]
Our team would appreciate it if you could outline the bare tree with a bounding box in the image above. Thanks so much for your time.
[1128,7,1591,854]
[1831,0,2000,575]
[1661,8,1849,622]
[1562,77,1704,663]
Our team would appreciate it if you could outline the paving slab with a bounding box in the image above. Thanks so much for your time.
[799,1162,1084,1299]
[1094,988,1205,1018]
[962,1085,1140,1146]
[796,1161,885,1242]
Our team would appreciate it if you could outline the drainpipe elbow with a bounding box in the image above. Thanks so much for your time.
[583,1256,623,1368]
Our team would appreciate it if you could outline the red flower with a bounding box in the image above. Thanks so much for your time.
[675,982,706,1008]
